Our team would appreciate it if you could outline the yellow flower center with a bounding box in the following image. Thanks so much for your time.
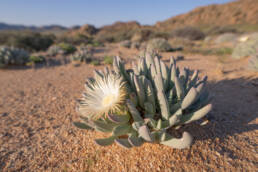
[102,94,116,107]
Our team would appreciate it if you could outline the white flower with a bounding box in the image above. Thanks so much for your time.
[78,73,127,119]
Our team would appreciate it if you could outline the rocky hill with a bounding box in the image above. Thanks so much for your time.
[155,0,258,31]
[1,0,257,36]
[0,22,67,32]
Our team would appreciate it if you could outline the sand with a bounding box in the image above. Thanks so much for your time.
[0,47,257,171]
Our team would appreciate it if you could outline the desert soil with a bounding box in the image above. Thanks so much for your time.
[0,46,257,172]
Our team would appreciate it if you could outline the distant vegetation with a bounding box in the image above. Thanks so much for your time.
[0,31,55,52]
[0,0,257,70]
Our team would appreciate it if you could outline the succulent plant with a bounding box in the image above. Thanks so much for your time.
[74,52,212,149]
[0,46,30,67]
[70,46,92,63]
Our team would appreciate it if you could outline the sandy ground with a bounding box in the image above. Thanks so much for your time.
[0,46,258,172]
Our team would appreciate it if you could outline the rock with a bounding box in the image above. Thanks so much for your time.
[214,33,237,44]
[232,33,258,59]
[146,38,172,52]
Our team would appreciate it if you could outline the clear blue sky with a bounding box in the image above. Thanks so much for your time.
[0,0,233,27]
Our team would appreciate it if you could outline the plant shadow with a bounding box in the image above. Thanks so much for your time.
[183,77,258,159]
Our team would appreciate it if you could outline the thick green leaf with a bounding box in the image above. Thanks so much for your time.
[144,102,155,118]
[115,138,132,149]
[145,79,156,108]
[112,124,131,136]
[138,125,153,142]
[94,120,115,133]
[181,104,212,124]
[126,99,143,122]
[132,121,144,131]
[174,76,184,100]
[134,75,145,108]
[181,87,198,110]
[169,108,182,127]
[128,136,143,147]
[95,136,115,146]
[161,132,193,149]
[73,122,92,130]
[107,114,130,124]
[156,119,169,129]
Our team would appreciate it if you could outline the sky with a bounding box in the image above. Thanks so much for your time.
[0,0,233,27]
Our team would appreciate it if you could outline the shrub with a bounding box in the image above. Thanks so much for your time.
[87,41,103,47]
[90,60,100,66]
[70,47,92,63]
[206,26,238,35]
[131,29,153,42]
[29,55,46,63]
[56,34,92,45]
[171,26,205,40]
[146,38,173,52]
[0,46,30,67]
[103,55,113,65]
[58,43,76,54]
[214,47,233,56]
[74,53,212,149]
[0,31,55,52]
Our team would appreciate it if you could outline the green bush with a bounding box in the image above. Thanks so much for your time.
[103,55,113,65]
[58,43,76,54]
[29,55,46,63]
[87,41,103,47]
[214,47,233,56]
[56,34,92,45]
[171,26,205,40]
[0,31,55,52]
[90,60,100,66]
[206,26,239,35]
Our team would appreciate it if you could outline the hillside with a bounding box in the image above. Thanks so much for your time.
[155,0,258,31]
[2,0,258,36]
[71,0,258,39]
[0,22,67,32]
